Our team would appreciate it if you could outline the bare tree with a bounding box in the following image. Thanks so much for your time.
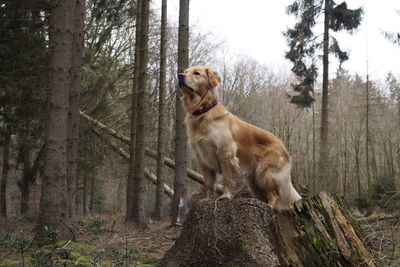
[172,0,189,225]
[126,0,142,222]
[131,0,150,228]
[154,0,168,220]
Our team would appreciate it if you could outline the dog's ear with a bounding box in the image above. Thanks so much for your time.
[206,68,221,89]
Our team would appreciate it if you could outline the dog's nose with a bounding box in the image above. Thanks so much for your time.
[178,73,185,81]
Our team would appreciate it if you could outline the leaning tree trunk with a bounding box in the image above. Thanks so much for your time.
[159,193,376,267]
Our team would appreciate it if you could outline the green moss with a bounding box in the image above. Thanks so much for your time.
[63,242,96,256]
[0,259,20,266]
[303,220,337,265]
[134,258,160,266]
[395,245,400,257]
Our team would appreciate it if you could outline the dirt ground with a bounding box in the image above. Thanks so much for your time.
[0,211,399,266]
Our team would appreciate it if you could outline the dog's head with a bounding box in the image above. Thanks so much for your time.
[178,66,221,114]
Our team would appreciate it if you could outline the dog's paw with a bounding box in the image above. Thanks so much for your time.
[217,192,232,201]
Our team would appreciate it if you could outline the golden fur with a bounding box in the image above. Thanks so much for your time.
[178,66,301,209]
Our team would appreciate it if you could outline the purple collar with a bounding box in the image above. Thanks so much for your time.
[192,100,218,116]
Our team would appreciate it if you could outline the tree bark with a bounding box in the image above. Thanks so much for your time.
[0,130,11,218]
[172,0,190,225]
[35,0,74,245]
[319,0,331,192]
[132,0,150,228]
[159,193,376,267]
[154,0,168,220]
[126,0,142,222]
[67,0,85,220]
[20,142,31,215]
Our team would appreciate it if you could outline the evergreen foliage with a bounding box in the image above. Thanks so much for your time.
[284,0,363,108]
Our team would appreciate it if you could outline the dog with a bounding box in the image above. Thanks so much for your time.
[178,66,301,210]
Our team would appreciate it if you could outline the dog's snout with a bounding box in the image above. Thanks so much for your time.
[178,73,185,81]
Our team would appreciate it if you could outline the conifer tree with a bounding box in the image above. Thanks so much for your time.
[285,0,363,191]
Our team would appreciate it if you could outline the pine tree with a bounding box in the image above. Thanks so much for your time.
[35,0,74,245]
[285,0,363,191]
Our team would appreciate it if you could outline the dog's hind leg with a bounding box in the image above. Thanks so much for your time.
[246,173,267,201]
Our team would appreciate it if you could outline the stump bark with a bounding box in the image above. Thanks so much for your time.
[158,192,376,267]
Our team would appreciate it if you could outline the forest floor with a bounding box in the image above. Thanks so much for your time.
[0,210,399,266]
[0,214,181,266]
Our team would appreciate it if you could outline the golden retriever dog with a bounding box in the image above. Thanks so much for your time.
[178,66,301,210]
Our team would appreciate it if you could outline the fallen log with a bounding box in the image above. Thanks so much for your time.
[158,192,377,267]
[91,128,174,197]
[80,111,223,193]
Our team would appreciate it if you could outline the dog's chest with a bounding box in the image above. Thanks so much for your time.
[189,122,232,171]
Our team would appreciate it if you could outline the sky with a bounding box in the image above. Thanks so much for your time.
[164,0,400,82]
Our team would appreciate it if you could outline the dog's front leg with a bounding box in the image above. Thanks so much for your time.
[198,164,217,201]
[217,152,239,200]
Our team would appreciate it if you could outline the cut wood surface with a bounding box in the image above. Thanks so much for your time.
[159,192,377,267]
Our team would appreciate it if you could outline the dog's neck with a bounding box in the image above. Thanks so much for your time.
[192,99,218,116]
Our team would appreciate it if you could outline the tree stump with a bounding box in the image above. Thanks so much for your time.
[158,192,376,267]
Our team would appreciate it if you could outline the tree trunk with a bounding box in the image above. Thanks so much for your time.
[89,168,95,214]
[20,142,31,215]
[67,0,85,220]
[172,0,190,225]
[126,0,142,222]
[365,74,370,197]
[132,0,150,228]
[83,168,87,216]
[35,0,73,246]
[0,130,11,218]
[154,0,168,220]
[319,0,331,192]
[159,193,376,267]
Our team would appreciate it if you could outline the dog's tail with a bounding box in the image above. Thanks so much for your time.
[276,175,301,210]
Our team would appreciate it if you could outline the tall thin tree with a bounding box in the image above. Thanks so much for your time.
[155,0,168,220]
[126,0,142,222]
[132,0,150,228]
[172,0,189,225]
[285,0,363,191]
[0,130,11,218]
[35,0,74,245]
[67,0,85,219]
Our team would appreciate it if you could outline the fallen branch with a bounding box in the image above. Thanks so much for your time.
[80,111,223,193]
[91,128,174,197]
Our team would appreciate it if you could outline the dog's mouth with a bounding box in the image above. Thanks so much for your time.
[178,80,195,94]
[178,73,196,95]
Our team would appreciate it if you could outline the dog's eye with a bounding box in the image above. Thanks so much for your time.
[193,71,200,75]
